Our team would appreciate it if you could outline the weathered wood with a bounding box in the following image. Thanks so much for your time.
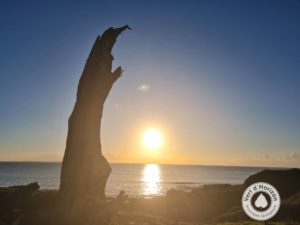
[57,25,130,214]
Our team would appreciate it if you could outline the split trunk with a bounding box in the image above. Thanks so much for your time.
[58,26,129,212]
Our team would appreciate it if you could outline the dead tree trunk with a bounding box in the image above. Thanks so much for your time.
[58,25,130,213]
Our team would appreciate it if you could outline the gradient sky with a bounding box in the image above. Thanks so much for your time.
[0,0,299,167]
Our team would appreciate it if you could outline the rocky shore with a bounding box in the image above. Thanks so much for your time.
[1,169,300,225]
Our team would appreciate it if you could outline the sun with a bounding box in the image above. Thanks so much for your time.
[143,128,162,150]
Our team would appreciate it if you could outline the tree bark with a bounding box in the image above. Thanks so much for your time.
[57,25,130,211]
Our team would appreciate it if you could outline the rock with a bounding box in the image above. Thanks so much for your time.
[243,168,300,199]
[0,183,39,215]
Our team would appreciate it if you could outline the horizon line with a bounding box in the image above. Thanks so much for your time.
[0,160,297,169]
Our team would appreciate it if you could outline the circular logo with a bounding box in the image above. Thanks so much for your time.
[242,182,281,221]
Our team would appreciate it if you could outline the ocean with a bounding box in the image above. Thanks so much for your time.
[0,162,266,197]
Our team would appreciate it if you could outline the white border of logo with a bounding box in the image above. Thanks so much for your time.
[242,182,281,221]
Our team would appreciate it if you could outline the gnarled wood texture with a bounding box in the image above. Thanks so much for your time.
[58,25,130,212]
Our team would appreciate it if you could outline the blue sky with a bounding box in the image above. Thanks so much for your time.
[0,0,299,167]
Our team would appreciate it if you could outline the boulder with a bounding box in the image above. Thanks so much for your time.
[244,168,300,199]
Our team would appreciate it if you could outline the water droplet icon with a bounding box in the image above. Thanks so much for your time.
[255,193,268,209]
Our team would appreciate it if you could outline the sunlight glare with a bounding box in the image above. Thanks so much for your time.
[143,129,162,150]
[141,164,161,196]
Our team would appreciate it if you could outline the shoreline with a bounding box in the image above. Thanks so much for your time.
[1,169,300,224]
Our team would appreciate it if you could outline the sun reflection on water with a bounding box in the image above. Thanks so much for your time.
[141,164,161,196]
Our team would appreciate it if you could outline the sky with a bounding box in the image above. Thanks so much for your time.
[0,0,299,167]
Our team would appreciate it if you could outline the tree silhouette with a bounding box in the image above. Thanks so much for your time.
[57,25,130,224]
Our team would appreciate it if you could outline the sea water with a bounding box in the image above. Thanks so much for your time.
[0,162,266,197]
